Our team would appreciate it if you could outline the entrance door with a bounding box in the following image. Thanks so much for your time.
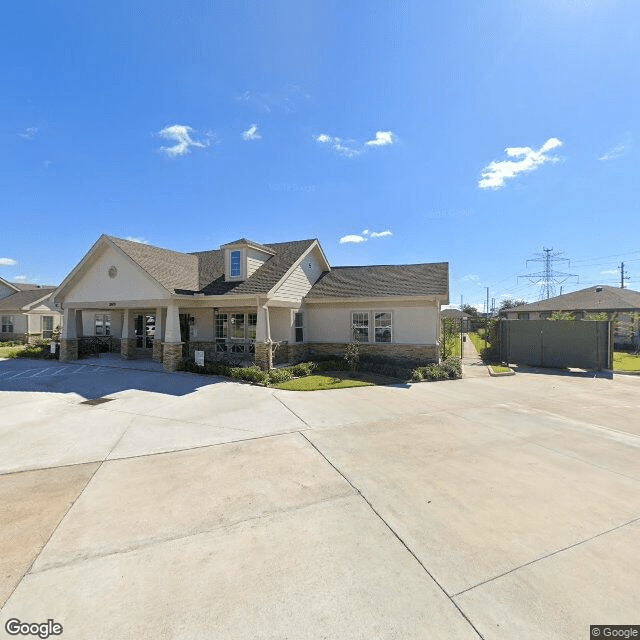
[134,314,155,350]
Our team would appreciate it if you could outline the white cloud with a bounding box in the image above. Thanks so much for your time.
[339,234,367,244]
[125,236,150,244]
[242,124,261,141]
[365,131,395,147]
[158,125,208,157]
[478,137,563,189]
[0,258,17,266]
[601,269,618,275]
[461,274,481,283]
[599,142,628,161]
[13,275,27,282]
[18,127,38,140]
[339,229,393,244]
[315,130,396,157]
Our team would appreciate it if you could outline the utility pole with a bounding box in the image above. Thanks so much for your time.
[485,287,489,350]
[460,294,464,357]
[518,248,577,300]
[619,262,630,288]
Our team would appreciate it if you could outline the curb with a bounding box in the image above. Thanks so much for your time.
[487,365,515,377]
[613,370,640,376]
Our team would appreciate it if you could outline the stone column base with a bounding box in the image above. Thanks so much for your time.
[120,338,137,360]
[59,339,78,362]
[162,342,184,372]
[254,342,273,371]
[152,340,163,362]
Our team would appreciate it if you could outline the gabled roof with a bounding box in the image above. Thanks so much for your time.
[508,285,640,313]
[219,238,275,255]
[305,263,449,300]
[108,236,200,293]
[187,239,317,295]
[0,276,20,294]
[0,288,56,311]
[12,282,48,291]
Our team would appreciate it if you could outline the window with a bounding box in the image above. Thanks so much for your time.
[517,312,530,320]
[352,312,369,342]
[374,312,392,343]
[539,312,551,320]
[215,313,228,339]
[230,313,245,340]
[42,316,54,340]
[247,313,257,341]
[230,250,241,277]
[294,312,304,343]
[1,316,14,333]
[95,313,111,336]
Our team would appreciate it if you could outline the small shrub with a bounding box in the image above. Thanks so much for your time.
[177,358,232,377]
[15,339,53,359]
[289,361,316,377]
[411,368,424,382]
[313,358,348,372]
[344,342,360,372]
[441,356,462,379]
[230,366,269,385]
[268,368,294,384]
[411,359,461,382]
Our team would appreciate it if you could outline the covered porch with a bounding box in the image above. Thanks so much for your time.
[60,299,298,372]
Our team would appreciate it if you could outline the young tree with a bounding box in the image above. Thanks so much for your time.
[548,311,575,321]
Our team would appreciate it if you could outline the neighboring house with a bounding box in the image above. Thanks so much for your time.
[53,235,449,371]
[505,285,640,347]
[0,277,62,343]
[440,308,470,320]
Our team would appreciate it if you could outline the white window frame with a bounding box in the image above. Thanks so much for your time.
[230,250,242,278]
[294,311,304,343]
[42,315,54,340]
[95,313,111,336]
[1,315,14,333]
[374,311,392,343]
[351,311,370,343]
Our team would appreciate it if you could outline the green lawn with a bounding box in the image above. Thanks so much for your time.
[489,364,512,374]
[444,335,462,357]
[613,351,640,371]
[273,374,374,391]
[0,345,25,358]
[468,331,487,354]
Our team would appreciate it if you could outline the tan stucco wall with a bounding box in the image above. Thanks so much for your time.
[305,300,439,344]
[269,306,295,342]
[64,245,171,304]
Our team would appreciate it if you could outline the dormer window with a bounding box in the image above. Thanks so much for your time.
[230,251,241,278]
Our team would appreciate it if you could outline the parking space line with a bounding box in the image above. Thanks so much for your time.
[27,368,51,378]
[4,369,37,380]
[51,367,68,376]
[71,365,87,374]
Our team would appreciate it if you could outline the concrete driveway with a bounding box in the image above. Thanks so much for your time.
[1,358,639,639]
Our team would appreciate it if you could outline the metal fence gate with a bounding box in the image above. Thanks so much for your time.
[500,320,613,370]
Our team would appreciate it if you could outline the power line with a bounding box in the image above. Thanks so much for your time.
[518,248,578,300]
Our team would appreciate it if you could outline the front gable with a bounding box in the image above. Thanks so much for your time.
[0,277,19,300]
[61,241,171,304]
[270,244,327,302]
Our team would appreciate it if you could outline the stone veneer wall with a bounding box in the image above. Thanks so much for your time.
[59,338,78,362]
[162,342,184,372]
[152,339,163,362]
[120,338,137,360]
[0,333,27,344]
[254,342,273,371]
[305,342,439,366]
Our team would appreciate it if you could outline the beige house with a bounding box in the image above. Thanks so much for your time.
[0,277,62,343]
[505,285,640,347]
[53,235,449,371]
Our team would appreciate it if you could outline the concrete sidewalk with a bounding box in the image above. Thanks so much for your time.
[1,358,639,638]
[461,333,489,377]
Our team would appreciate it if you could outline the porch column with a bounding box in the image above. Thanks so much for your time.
[152,307,164,362]
[162,303,183,371]
[26,314,39,344]
[254,304,272,371]
[120,309,137,360]
[60,307,78,362]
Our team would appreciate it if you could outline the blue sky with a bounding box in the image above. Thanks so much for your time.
[1,0,639,309]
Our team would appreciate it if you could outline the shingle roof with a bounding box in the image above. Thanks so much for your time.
[190,240,316,295]
[12,283,46,291]
[509,285,640,312]
[219,238,275,254]
[441,308,470,319]
[305,263,449,299]
[108,236,200,293]
[107,236,316,296]
[0,288,55,310]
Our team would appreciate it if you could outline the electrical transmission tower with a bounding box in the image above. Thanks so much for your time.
[619,262,630,289]
[518,248,578,300]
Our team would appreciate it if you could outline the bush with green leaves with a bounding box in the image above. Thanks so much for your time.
[411,356,462,382]
[15,339,54,359]
[268,368,294,384]
[230,365,269,385]
[289,361,316,377]
[313,358,349,372]
[177,358,232,377]
[343,342,360,371]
